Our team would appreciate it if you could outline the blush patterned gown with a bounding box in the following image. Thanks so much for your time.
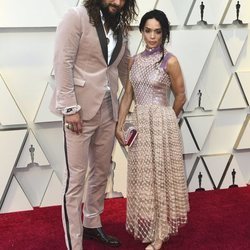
[126,47,189,243]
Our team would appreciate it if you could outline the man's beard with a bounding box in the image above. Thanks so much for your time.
[100,3,121,33]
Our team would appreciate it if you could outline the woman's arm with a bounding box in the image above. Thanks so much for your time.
[166,56,186,117]
[116,59,134,145]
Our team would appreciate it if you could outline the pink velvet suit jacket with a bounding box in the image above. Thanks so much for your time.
[50,6,130,121]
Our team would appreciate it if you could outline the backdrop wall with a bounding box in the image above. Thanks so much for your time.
[0,0,250,213]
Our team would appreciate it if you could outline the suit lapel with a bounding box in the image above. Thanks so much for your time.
[95,17,108,64]
[109,29,122,66]
[95,14,123,66]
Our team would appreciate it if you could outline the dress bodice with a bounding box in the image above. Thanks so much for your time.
[130,47,172,106]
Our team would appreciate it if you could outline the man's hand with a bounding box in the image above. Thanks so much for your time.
[64,113,82,134]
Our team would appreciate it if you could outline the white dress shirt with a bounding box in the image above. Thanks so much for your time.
[100,11,117,93]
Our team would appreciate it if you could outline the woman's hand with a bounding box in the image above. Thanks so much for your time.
[115,126,126,146]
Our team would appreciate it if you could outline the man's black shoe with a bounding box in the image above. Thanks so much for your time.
[83,227,121,247]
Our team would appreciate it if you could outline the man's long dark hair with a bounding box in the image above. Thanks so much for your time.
[84,0,138,34]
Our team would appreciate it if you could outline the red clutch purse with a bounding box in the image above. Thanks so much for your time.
[123,122,138,147]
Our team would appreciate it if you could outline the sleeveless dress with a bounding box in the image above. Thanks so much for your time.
[126,47,189,243]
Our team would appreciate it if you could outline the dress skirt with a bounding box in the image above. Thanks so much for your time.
[126,104,189,243]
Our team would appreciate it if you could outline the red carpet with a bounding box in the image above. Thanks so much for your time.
[1,186,250,249]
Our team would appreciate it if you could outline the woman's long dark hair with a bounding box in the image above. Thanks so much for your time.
[84,0,138,34]
[139,9,170,62]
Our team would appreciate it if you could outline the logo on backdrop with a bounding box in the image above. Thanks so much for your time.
[233,1,243,25]
[197,1,207,25]
[229,168,238,188]
[196,171,205,191]
[28,144,39,167]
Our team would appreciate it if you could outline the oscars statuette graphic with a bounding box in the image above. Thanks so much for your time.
[229,168,238,188]
[195,89,205,111]
[233,1,243,25]
[197,1,207,25]
[28,144,39,167]
[186,89,212,113]
[105,158,123,198]
[196,172,205,191]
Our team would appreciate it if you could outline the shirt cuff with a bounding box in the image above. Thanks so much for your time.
[62,105,81,115]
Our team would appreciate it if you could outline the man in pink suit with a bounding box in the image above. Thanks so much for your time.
[50,0,137,249]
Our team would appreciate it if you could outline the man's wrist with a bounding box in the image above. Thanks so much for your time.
[62,105,81,115]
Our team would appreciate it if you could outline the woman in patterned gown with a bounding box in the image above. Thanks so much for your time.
[116,9,189,250]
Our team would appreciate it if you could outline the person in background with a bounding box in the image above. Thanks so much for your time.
[50,0,137,249]
[116,9,189,250]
